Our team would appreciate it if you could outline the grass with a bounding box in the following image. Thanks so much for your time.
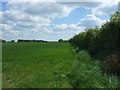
[2,42,76,88]
[68,50,120,88]
[0,43,2,89]
[2,42,120,88]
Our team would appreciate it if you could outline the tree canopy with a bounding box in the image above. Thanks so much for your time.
[69,12,120,59]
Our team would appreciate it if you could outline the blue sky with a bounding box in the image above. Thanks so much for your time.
[0,2,8,11]
[0,1,119,41]
[52,8,93,24]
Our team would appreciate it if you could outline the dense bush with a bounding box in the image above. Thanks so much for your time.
[69,12,120,59]
[68,51,119,88]
[102,54,120,76]
[68,11,120,88]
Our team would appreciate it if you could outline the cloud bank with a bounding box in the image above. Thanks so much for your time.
[1,1,119,41]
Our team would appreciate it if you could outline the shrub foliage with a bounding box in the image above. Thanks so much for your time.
[68,12,120,85]
[69,12,120,59]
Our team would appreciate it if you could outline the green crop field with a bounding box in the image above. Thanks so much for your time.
[2,42,77,88]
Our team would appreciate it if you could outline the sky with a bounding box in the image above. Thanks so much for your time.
[0,0,119,41]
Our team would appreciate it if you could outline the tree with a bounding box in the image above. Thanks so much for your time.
[58,39,64,42]
[69,11,120,59]
[10,40,15,42]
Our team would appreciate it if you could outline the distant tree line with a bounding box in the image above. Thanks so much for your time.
[0,39,68,43]
[17,39,47,42]
[69,11,120,59]
[0,39,48,43]
[58,39,68,42]
[0,39,15,42]
[0,39,6,42]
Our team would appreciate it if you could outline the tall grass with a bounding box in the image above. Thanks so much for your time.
[0,43,2,89]
[68,50,120,88]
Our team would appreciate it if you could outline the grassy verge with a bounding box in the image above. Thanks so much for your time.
[68,50,120,88]
[2,42,76,88]
[0,43,2,89]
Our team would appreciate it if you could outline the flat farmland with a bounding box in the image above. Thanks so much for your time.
[2,42,76,88]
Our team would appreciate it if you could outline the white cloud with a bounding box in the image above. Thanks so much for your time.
[2,2,76,40]
[78,14,106,28]
[92,0,119,15]
[60,1,119,16]
[6,0,118,2]
[1,23,52,40]
[2,24,20,37]
[41,24,86,41]
[60,2,102,9]
[1,1,118,41]
[2,10,51,24]
[7,2,73,19]
[53,24,85,34]
[53,24,68,30]
[0,11,2,24]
